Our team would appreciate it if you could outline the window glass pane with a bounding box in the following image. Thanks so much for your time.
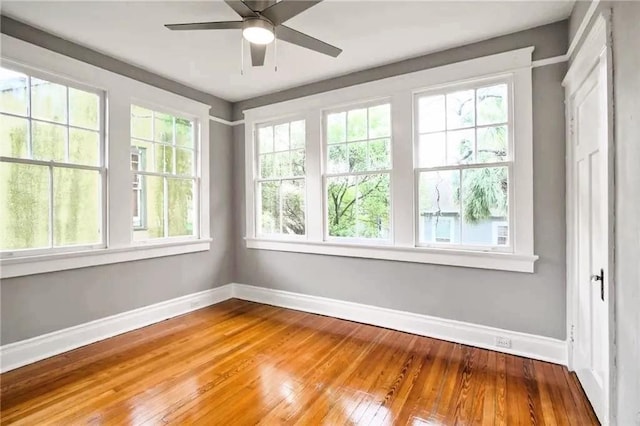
[460,167,508,246]
[291,149,305,177]
[176,148,194,176]
[53,168,101,246]
[175,118,194,147]
[0,115,29,159]
[477,125,508,163]
[446,90,474,130]
[69,88,99,130]
[260,153,274,178]
[347,108,367,141]
[155,144,174,174]
[477,84,508,125]
[0,162,50,250]
[167,178,194,237]
[368,104,390,139]
[133,175,164,240]
[69,128,100,166]
[326,112,346,144]
[274,151,291,177]
[446,129,474,165]
[31,78,67,124]
[131,105,153,140]
[131,141,152,172]
[327,174,390,239]
[0,67,28,116]
[418,95,445,133]
[258,126,274,153]
[418,170,460,244]
[282,179,305,235]
[154,112,173,144]
[259,181,279,234]
[418,132,445,167]
[369,138,391,170]
[327,144,347,174]
[32,121,66,162]
[274,123,290,152]
[290,120,305,149]
[348,141,367,172]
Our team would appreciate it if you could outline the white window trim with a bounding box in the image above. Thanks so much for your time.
[244,47,537,273]
[0,35,211,278]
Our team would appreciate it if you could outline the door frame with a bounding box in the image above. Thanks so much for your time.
[563,11,616,425]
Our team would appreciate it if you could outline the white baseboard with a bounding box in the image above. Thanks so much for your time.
[0,284,233,373]
[0,282,567,373]
[231,283,568,365]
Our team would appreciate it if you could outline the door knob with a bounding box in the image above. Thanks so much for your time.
[591,268,605,301]
[591,273,603,282]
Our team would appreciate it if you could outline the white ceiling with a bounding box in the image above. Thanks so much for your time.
[1,1,574,102]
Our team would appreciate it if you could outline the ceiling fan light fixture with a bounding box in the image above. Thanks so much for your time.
[242,18,275,45]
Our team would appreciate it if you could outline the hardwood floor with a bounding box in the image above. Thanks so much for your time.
[1,299,598,425]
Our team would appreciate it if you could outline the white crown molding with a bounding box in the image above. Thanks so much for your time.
[0,283,567,373]
[0,285,233,373]
[209,115,244,126]
[231,283,568,365]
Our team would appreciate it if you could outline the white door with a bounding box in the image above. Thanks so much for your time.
[568,39,611,423]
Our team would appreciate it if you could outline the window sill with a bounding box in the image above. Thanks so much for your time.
[0,239,212,279]
[245,238,538,273]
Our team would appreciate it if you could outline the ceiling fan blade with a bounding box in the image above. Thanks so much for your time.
[224,0,257,18]
[261,0,322,25]
[243,0,276,12]
[250,43,267,66]
[165,21,243,31]
[276,25,342,58]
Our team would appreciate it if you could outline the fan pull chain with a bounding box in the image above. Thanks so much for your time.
[240,36,244,75]
[274,30,278,72]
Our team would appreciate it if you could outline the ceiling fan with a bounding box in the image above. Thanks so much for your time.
[165,0,342,67]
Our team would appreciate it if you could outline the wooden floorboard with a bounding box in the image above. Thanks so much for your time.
[0,299,599,425]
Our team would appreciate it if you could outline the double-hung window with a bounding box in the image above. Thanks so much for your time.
[324,102,392,241]
[0,65,104,255]
[244,47,536,272]
[1,35,211,278]
[415,79,512,250]
[255,119,306,237]
[130,105,198,241]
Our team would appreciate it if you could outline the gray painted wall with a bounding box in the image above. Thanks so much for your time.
[232,20,568,120]
[0,15,233,121]
[569,2,640,422]
[0,121,235,345]
[233,58,568,339]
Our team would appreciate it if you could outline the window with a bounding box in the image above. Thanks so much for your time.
[0,66,104,254]
[244,47,536,272]
[493,222,509,246]
[255,119,306,237]
[0,36,211,278]
[130,105,197,241]
[416,80,511,250]
[325,102,391,240]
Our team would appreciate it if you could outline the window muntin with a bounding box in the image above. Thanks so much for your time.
[324,102,392,241]
[0,66,104,254]
[130,105,197,241]
[416,80,512,250]
[256,119,306,237]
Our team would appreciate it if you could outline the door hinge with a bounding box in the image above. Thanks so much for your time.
[570,324,575,343]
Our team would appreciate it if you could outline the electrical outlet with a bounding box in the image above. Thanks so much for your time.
[495,336,512,348]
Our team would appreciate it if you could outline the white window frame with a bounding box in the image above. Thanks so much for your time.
[322,99,393,245]
[0,35,211,278]
[244,47,537,273]
[253,116,307,240]
[0,61,107,257]
[413,75,514,252]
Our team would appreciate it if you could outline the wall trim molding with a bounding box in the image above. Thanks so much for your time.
[0,283,567,373]
[231,283,568,365]
[0,285,233,373]
[209,115,244,126]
